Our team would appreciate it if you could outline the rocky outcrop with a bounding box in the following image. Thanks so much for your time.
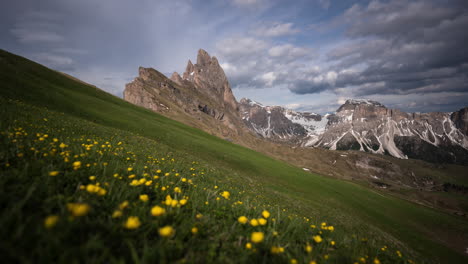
[172,49,238,113]
[124,49,242,138]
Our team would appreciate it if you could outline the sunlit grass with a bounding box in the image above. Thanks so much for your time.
[0,98,410,263]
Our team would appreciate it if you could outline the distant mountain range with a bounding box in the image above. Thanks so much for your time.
[124,49,468,165]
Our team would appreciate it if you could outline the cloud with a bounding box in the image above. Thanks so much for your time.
[253,22,300,37]
[232,0,260,5]
[32,53,74,71]
[215,34,320,89]
[10,11,64,43]
[216,37,268,59]
[268,44,313,60]
[289,0,468,99]
[317,0,331,10]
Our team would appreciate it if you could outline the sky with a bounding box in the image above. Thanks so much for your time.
[1,0,467,114]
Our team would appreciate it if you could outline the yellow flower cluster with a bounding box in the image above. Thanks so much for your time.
[67,203,90,217]
[85,184,107,196]
[124,216,141,229]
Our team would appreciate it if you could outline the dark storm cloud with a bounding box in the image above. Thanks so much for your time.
[294,0,468,98]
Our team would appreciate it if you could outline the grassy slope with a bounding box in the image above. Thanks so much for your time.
[1,49,468,263]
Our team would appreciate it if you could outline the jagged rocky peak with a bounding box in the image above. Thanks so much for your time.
[138,66,165,81]
[240,98,264,107]
[171,49,238,112]
[197,49,213,66]
[170,72,183,85]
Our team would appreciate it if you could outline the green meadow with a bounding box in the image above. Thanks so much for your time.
[1,49,467,263]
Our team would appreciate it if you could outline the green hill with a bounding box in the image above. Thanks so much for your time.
[1,49,467,263]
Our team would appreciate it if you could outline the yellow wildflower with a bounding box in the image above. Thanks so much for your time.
[290,259,298,264]
[313,235,322,243]
[151,205,166,216]
[271,246,284,254]
[262,210,270,219]
[258,218,267,226]
[238,216,248,224]
[119,201,129,210]
[72,161,81,170]
[112,210,123,218]
[124,216,141,229]
[250,219,259,226]
[245,242,252,249]
[373,258,381,264]
[139,194,149,202]
[48,171,60,176]
[221,191,230,199]
[251,232,264,243]
[159,225,174,237]
[305,244,313,253]
[174,187,182,193]
[67,203,90,217]
[179,199,187,206]
[191,227,198,234]
[89,176,96,181]
[44,215,59,229]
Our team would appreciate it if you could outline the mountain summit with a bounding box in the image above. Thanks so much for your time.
[124,49,243,138]
[171,49,238,112]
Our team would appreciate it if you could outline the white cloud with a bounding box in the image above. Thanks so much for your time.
[216,37,268,58]
[11,29,64,43]
[268,44,312,60]
[258,71,276,86]
[10,11,64,43]
[32,53,73,67]
[232,0,265,7]
[253,22,300,37]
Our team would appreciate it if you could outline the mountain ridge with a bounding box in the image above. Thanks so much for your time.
[123,49,468,165]
[240,97,468,165]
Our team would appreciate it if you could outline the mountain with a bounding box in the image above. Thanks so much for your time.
[240,98,468,164]
[239,98,328,145]
[124,49,468,165]
[124,49,244,140]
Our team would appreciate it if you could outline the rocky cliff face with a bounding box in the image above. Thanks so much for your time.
[241,99,468,164]
[239,98,327,144]
[124,49,242,138]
